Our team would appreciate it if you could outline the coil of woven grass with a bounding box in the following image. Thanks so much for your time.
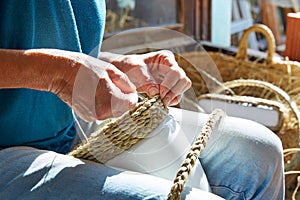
[68,95,168,163]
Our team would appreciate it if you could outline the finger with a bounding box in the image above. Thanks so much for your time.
[95,77,138,119]
[137,83,160,97]
[107,67,136,94]
[159,69,183,98]
[125,66,159,97]
[146,51,180,77]
[160,68,191,98]
[145,50,176,73]
[168,94,182,106]
[110,92,138,118]
[171,79,189,95]
[161,77,191,106]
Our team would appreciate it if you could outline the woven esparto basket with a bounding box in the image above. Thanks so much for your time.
[68,96,225,200]
[175,24,300,188]
[69,96,168,163]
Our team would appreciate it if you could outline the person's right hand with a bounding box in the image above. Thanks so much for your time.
[25,49,138,122]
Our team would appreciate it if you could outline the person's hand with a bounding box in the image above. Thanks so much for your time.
[25,49,138,122]
[104,50,191,106]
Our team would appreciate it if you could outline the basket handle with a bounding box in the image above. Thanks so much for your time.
[235,24,276,64]
[168,109,225,200]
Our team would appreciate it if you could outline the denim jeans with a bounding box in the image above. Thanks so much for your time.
[0,109,284,200]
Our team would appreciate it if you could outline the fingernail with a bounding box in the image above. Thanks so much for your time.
[164,96,171,106]
[148,86,159,96]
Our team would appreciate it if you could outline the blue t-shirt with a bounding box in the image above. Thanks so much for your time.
[0,0,106,153]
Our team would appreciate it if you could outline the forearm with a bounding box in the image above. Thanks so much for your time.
[0,49,78,92]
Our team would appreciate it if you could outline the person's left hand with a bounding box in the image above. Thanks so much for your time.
[107,50,191,106]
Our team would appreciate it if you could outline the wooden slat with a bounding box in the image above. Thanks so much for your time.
[194,0,201,40]
[200,0,211,41]
[182,0,195,36]
[261,1,282,45]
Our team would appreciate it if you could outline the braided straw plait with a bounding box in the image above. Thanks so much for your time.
[68,95,168,163]
[168,109,225,200]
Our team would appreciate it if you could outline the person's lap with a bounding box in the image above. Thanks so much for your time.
[0,146,223,200]
[0,111,284,200]
[199,114,284,199]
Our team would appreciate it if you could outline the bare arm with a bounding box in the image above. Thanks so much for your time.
[0,49,63,90]
[0,49,137,121]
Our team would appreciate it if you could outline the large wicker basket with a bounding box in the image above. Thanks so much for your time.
[175,24,300,191]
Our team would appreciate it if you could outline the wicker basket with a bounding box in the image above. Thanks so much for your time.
[69,96,168,163]
[175,24,300,189]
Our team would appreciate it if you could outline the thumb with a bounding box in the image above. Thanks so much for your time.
[137,83,160,97]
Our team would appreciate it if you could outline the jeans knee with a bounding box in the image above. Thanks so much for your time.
[200,117,285,199]
[228,117,283,155]
[201,116,284,172]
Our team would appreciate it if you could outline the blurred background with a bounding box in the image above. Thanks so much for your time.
[104,0,300,59]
